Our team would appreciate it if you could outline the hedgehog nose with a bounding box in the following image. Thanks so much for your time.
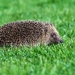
[60,40,63,43]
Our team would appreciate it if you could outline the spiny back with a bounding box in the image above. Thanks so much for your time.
[1,20,44,29]
[0,20,45,46]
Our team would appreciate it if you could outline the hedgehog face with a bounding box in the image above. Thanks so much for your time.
[44,23,63,45]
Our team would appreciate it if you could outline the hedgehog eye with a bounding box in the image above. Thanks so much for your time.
[51,33,56,38]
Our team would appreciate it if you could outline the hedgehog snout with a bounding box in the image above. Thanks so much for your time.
[59,39,63,43]
[55,39,63,44]
[49,38,63,45]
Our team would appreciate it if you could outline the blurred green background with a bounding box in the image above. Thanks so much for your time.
[0,0,75,75]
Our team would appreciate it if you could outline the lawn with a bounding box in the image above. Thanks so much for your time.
[0,0,75,75]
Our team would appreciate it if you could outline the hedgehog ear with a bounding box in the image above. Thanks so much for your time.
[44,27,48,35]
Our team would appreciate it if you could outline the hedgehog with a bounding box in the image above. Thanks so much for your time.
[0,20,63,47]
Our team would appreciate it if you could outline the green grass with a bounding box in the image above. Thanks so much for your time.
[0,0,75,75]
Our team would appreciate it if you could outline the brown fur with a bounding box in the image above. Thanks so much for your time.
[0,20,63,46]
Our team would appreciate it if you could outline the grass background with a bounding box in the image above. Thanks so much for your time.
[0,0,75,75]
